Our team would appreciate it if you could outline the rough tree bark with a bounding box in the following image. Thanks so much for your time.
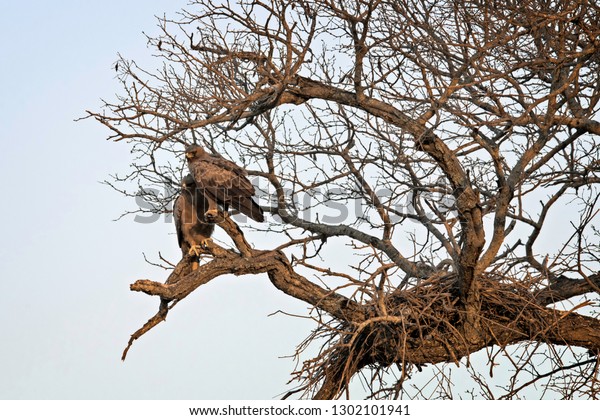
[89,0,600,399]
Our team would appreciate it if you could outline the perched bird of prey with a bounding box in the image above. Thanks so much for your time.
[185,144,265,222]
[173,174,216,268]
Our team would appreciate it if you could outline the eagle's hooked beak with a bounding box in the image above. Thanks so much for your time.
[186,151,194,159]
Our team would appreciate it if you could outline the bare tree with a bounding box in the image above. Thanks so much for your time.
[87,0,600,399]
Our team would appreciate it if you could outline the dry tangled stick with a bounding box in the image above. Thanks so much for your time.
[121,214,365,361]
[121,214,253,361]
[283,275,600,399]
[121,213,600,398]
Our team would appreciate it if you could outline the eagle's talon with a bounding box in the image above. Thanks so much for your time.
[188,245,202,257]
[188,239,213,257]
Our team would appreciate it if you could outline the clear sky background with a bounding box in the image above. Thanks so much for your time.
[0,0,314,399]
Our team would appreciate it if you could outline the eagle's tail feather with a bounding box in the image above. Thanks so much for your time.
[234,197,265,222]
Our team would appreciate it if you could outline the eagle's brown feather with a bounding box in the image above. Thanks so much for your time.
[173,174,216,256]
[185,145,264,222]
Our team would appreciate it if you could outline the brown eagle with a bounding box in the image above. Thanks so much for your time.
[185,145,264,222]
[173,174,216,268]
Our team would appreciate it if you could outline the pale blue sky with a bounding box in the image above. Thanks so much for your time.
[0,1,312,399]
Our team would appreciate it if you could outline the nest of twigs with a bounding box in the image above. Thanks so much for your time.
[285,272,552,399]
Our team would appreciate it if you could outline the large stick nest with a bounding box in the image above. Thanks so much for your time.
[285,273,562,399]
